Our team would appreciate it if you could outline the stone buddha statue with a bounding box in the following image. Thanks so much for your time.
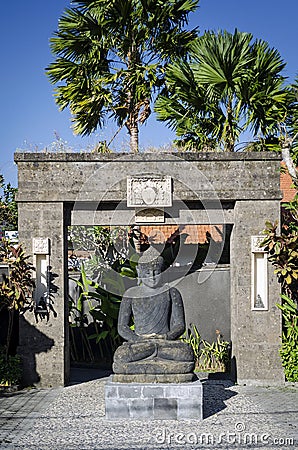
[112,248,194,382]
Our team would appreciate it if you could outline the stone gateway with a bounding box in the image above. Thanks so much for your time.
[14,152,284,387]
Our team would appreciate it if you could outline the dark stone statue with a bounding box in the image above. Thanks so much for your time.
[113,249,194,382]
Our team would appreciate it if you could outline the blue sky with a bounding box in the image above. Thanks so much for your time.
[1,0,298,186]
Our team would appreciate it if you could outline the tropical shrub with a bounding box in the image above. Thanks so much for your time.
[262,192,298,380]
[261,203,298,301]
[181,324,201,360]
[181,326,230,372]
[68,225,140,363]
[199,331,230,372]
[277,294,298,382]
[68,225,132,279]
[0,348,22,387]
[69,261,137,363]
[0,239,34,386]
[0,239,34,361]
[0,175,18,231]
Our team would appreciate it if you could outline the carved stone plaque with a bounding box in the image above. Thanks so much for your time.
[251,235,267,253]
[127,176,172,207]
[33,238,50,255]
[135,208,164,223]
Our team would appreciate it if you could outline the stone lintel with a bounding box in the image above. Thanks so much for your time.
[14,151,281,163]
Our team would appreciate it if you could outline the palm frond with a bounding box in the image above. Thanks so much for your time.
[47,0,199,148]
[157,28,288,151]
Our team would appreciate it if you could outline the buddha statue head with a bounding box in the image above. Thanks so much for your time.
[137,246,164,289]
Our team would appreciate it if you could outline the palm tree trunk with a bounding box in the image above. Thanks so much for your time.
[125,105,139,153]
[126,40,140,153]
[226,100,235,152]
[281,139,298,185]
[130,123,139,153]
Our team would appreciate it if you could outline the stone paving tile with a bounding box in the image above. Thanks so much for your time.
[0,387,61,448]
[0,377,297,450]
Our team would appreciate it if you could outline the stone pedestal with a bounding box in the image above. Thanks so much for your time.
[105,377,203,420]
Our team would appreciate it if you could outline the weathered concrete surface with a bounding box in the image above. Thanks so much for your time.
[2,371,297,449]
[17,201,69,387]
[173,266,231,343]
[14,152,283,386]
[230,200,284,384]
[15,152,281,202]
[105,377,203,420]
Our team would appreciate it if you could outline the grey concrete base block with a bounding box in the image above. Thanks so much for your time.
[105,376,203,420]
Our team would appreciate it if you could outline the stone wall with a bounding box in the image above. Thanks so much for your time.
[15,152,284,386]
[174,266,231,343]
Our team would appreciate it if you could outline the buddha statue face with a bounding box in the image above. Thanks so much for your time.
[138,265,162,288]
[137,256,163,289]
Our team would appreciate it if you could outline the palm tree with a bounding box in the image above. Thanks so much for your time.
[278,77,298,185]
[46,0,198,153]
[155,29,288,151]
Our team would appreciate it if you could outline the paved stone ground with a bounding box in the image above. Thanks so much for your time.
[0,370,297,450]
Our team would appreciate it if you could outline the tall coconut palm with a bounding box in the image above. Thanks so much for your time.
[46,0,199,153]
[155,29,288,151]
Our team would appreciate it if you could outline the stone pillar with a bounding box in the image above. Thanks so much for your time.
[230,200,284,384]
[17,201,69,387]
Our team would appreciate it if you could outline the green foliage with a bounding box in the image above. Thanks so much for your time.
[262,194,298,380]
[46,0,198,152]
[0,239,35,312]
[69,226,115,253]
[69,263,123,362]
[0,349,22,386]
[277,294,298,382]
[181,324,201,359]
[199,332,230,372]
[181,326,230,372]
[0,175,18,231]
[261,195,298,301]
[69,225,130,277]
[281,76,298,168]
[91,141,112,153]
[0,239,34,360]
[156,29,288,151]
[68,225,140,362]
